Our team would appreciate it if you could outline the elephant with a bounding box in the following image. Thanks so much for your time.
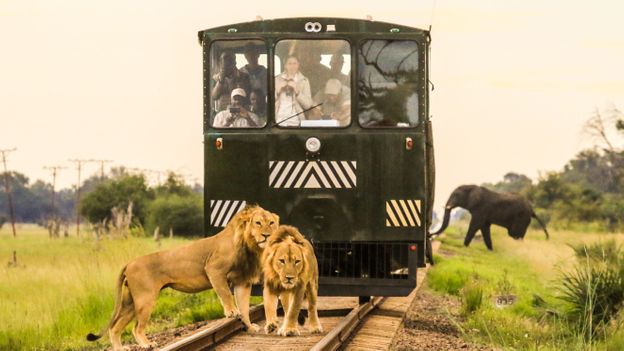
[431,185,549,250]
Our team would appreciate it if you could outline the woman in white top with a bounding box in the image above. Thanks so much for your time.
[274,55,312,126]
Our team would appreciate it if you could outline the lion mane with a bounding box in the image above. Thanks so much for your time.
[87,205,279,351]
[262,225,323,336]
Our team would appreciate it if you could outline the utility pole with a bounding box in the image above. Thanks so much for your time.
[0,148,17,237]
[93,159,112,179]
[68,159,94,237]
[43,165,66,220]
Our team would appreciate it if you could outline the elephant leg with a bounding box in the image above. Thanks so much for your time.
[481,224,493,251]
[464,219,483,247]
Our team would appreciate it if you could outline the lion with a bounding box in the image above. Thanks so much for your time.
[86,205,279,351]
[262,225,323,336]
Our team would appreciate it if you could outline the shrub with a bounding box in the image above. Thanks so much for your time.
[146,194,203,237]
[557,240,624,339]
[461,282,484,315]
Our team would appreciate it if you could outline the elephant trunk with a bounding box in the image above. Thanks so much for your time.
[431,206,454,235]
[531,212,550,240]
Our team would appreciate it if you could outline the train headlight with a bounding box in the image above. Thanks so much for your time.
[305,137,321,154]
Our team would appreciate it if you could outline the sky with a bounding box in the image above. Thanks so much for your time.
[1,0,623,214]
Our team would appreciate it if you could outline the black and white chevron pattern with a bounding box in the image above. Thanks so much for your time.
[386,200,422,227]
[269,161,357,189]
[209,200,247,227]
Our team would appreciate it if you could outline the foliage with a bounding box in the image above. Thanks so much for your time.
[480,105,624,232]
[0,226,237,351]
[428,223,624,349]
[0,215,5,230]
[461,280,484,315]
[145,194,203,237]
[557,240,624,339]
[79,174,153,225]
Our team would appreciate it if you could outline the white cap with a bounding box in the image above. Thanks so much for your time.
[324,79,342,95]
[231,88,247,98]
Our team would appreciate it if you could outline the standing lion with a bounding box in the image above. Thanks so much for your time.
[86,205,279,351]
[262,225,322,336]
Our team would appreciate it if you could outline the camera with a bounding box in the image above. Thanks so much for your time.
[229,107,241,114]
[284,79,295,96]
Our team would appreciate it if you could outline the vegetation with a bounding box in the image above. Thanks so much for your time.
[0,225,250,351]
[428,223,624,350]
[483,105,624,232]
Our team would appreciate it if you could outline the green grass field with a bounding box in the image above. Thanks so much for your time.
[428,222,624,350]
[0,225,247,351]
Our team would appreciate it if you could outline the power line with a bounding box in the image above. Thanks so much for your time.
[92,159,113,179]
[68,159,95,237]
[43,165,67,220]
[0,147,17,237]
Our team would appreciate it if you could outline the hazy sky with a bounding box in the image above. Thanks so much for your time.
[1,1,623,212]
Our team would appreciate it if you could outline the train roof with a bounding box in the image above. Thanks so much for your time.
[198,17,428,44]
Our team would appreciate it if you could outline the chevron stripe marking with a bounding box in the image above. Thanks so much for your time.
[386,201,400,227]
[407,200,421,226]
[400,200,416,226]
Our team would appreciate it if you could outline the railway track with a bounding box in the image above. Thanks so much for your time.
[159,241,440,351]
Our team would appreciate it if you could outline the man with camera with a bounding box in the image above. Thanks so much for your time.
[213,88,261,128]
[211,51,251,112]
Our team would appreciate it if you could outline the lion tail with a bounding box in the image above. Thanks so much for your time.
[86,265,127,341]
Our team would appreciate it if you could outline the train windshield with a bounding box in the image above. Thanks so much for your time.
[358,40,419,128]
[274,39,351,128]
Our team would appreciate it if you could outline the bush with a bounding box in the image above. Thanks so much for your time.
[146,194,203,237]
[461,282,484,315]
[557,240,624,339]
[0,215,6,230]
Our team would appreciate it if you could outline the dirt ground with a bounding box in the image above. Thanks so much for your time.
[391,284,496,351]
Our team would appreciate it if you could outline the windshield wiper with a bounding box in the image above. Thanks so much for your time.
[274,102,323,127]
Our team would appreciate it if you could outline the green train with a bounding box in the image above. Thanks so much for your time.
[199,17,434,297]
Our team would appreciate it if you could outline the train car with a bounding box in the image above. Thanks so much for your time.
[199,17,434,298]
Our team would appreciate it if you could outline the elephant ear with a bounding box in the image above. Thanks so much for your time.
[466,185,484,208]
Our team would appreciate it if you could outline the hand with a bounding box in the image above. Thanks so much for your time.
[287,80,298,94]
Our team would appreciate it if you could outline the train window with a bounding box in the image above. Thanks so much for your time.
[209,40,267,128]
[274,39,351,128]
[358,40,419,128]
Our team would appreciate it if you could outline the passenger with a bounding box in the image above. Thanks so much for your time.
[275,55,312,127]
[310,79,351,126]
[211,51,251,112]
[329,53,349,86]
[241,43,267,96]
[299,48,332,97]
[249,88,267,117]
[213,88,261,128]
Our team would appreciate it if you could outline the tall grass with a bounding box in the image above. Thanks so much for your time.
[0,225,239,350]
[427,222,624,350]
[557,240,624,341]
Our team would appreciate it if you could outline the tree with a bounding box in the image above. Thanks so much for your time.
[80,174,153,225]
[145,194,203,237]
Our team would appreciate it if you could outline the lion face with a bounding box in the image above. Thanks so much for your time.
[247,209,279,249]
[271,239,305,289]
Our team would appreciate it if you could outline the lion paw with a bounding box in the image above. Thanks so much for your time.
[246,323,261,332]
[265,321,279,334]
[277,325,300,337]
[309,324,323,334]
[224,308,241,319]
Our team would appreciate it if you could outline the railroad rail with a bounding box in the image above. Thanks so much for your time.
[160,241,440,351]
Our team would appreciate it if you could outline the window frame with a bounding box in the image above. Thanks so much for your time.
[208,38,270,130]
[272,38,354,130]
[356,38,422,129]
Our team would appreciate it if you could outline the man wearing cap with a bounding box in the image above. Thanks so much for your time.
[211,51,251,112]
[213,88,261,128]
[310,78,351,126]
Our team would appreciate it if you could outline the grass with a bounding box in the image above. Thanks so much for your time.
[0,224,253,351]
[427,221,624,350]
